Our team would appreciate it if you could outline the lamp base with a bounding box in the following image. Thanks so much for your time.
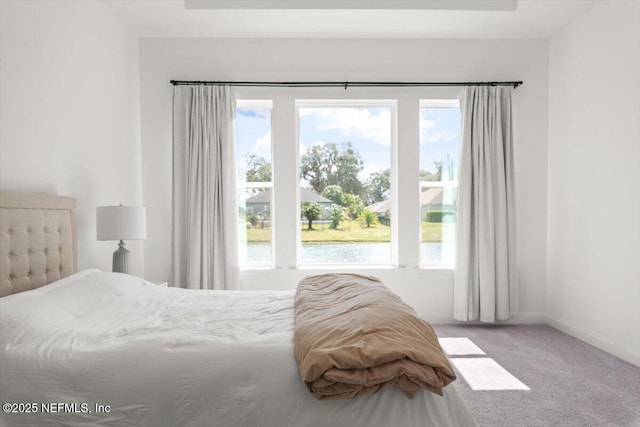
[113,240,130,274]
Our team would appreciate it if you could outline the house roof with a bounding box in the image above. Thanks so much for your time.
[420,187,443,205]
[367,200,389,213]
[246,188,332,204]
[365,188,444,213]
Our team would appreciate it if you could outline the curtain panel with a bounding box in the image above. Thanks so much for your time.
[172,85,239,290]
[454,86,517,322]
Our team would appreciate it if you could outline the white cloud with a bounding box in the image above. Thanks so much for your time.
[419,118,436,143]
[299,140,330,155]
[422,128,459,145]
[301,107,392,146]
[359,163,389,181]
[252,132,272,159]
[421,118,436,129]
[420,117,459,145]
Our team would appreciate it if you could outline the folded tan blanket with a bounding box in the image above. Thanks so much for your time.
[294,273,456,400]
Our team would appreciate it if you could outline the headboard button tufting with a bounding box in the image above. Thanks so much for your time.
[1,190,78,297]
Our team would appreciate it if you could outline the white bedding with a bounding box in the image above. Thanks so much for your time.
[0,270,476,427]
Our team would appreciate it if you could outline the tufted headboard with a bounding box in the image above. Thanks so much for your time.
[0,191,78,297]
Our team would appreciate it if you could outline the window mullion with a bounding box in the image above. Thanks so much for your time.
[397,95,421,269]
[272,95,298,269]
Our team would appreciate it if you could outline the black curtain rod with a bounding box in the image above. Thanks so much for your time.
[170,80,523,89]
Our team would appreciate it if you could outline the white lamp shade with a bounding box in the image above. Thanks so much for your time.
[97,206,147,241]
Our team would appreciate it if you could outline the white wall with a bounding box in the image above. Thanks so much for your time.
[140,38,548,321]
[547,1,640,366]
[0,1,144,276]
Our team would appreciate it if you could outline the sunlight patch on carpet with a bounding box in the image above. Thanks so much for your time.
[439,337,486,355]
[450,358,530,391]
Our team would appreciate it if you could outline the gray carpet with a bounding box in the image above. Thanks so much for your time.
[433,324,640,427]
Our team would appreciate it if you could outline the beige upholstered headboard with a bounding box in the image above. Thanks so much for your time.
[0,191,78,297]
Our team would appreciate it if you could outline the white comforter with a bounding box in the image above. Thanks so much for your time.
[0,270,476,427]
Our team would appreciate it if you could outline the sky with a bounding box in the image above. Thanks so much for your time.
[235,103,461,184]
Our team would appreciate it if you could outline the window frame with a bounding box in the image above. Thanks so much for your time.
[235,88,462,273]
[418,99,460,268]
[236,99,275,270]
[295,99,398,268]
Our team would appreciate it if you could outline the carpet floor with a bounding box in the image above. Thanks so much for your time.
[433,324,640,427]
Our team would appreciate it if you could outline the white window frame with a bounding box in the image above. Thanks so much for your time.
[236,99,275,270]
[235,87,462,274]
[418,99,460,268]
[295,99,398,268]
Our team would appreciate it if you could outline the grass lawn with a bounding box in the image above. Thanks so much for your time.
[246,220,455,243]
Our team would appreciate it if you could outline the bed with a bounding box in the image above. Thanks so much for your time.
[0,191,476,427]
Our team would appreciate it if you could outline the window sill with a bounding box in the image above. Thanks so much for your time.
[297,264,396,270]
[240,265,453,275]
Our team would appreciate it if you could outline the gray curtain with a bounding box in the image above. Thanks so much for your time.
[172,85,239,290]
[453,86,517,322]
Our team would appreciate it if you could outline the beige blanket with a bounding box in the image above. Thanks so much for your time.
[294,274,456,400]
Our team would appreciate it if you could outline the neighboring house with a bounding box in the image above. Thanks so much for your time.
[245,188,333,219]
[244,190,271,216]
[420,188,442,217]
[367,200,389,216]
[366,188,456,221]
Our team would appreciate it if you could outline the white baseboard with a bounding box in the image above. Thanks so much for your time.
[545,315,640,368]
[424,312,546,325]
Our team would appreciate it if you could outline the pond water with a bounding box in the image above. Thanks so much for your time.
[244,242,454,265]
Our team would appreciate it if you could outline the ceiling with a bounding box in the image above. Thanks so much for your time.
[106,0,597,39]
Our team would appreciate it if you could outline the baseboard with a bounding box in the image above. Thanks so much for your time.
[424,312,546,325]
[545,315,640,368]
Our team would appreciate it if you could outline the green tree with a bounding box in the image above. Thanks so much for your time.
[300,144,336,194]
[342,193,364,220]
[419,161,443,182]
[300,142,364,195]
[301,202,322,230]
[329,205,345,229]
[245,154,272,182]
[365,168,391,205]
[322,185,344,206]
[358,208,379,228]
[331,143,364,196]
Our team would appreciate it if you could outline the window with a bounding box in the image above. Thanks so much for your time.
[297,101,395,265]
[235,100,273,268]
[234,95,461,271]
[419,100,461,266]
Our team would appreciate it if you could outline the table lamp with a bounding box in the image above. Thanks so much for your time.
[96,205,147,274]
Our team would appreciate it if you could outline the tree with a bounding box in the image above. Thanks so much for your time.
[301,202,322,230]
[365,168,391,205]
[244,154,272,182]
[342,193,364,220]
[322,185,344,206]
[419,161,443,182]
[331,143,365,196]
[300,142,364,195]
[329,205,345,229]
[358,208,379,228]
[300,144,337,194]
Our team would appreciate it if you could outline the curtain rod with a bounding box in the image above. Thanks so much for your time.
[169,80,523,89]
